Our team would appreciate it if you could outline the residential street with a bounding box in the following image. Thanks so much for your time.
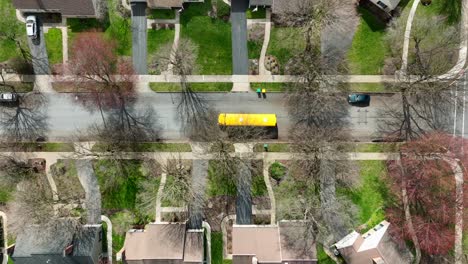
[12,92,401,141]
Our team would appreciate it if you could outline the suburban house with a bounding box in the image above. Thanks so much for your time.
[11,222,103,264]
[119,222,204,264]
[146,0,204,9]
[334,220,413,264]
[359,0,402,20]
[232,221,317,264]
[12,0,102,18]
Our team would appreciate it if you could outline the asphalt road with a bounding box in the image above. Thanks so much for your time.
[27,17,50,75]
[22,92,400,141]
[131,1,148,74]
[231,0,250,75]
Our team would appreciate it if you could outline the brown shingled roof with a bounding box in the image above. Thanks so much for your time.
[147,0,184,8]
[12,0,96,17]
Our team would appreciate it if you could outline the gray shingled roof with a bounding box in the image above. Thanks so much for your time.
[12,0,97,16]
[249,0,273,6]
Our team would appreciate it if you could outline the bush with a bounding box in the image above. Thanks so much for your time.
[269,162,286,183]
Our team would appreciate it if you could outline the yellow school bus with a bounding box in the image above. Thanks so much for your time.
[218,113,278,138]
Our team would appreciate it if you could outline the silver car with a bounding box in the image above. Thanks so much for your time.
[26,15,37,39]
[0,92,19,103]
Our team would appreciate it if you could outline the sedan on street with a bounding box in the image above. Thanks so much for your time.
[0,92,19,103]
[348,94,370,106]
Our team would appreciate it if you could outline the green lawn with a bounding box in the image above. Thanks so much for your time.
[339,161,388,229]
[0,82,34,92]
[347,7,387,75]
[0,142,75,152]
[347,83,387,92]
[181,0,232,74]
[317,244,336,264]
[246,7,266,19]
[254,143,290,152]
[248,39,262,59]
[45,28,63,64]
[351,143,401,153]
[250,83,288,92]
[91,142,192,152]
[147,28,175,58]
[150,82,232,92]
[149,9,176,19]
[464,230,468,255]
[0,0,26,63]
[50,160,85,198]
[207,160,267,197]
[267,27,306,73]
[211,232,232,264]
[94,160,144,210]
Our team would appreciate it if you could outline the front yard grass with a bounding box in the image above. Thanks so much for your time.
[147,29,175,66]
[267,27,306,74]
[181,0,232,74]
[0,82,34,92]
[150,82,232,92]
[339,161,389,229]
[149,9,176,19]
[91,142,191,152]
[317,244,336,264]
[45,28,63,65]
[0,0,26,63]
[207,160,267,198]
[347,7,387,75]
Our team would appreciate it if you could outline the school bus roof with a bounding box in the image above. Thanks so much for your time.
[218,113,277,127]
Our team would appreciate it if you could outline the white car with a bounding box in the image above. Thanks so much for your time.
[26,15,37,39]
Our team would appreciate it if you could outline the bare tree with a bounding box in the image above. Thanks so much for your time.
[0,92,48,144]
[151,38,217,140]
[380,16,461,141]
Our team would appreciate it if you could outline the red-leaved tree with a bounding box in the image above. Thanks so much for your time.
[386,133,467,262]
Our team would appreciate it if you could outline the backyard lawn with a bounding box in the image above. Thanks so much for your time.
[339,161,389,230]
[45,28,63,65]
[267,27,306,73]
[181,0,232,74]
[150,82,232,92]
[347,7,387,75]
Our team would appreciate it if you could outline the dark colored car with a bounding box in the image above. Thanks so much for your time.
[0,92,18,103]
[348,94,370,105]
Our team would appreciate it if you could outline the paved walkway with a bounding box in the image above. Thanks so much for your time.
[101,215,113,264]
[258,9,272,76]
[401,0,421,74]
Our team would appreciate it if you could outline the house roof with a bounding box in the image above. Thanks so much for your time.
[249,0,273,6]
[232,225,282,262]
[334,220,413,264]
[12,0,97,16]
[232,221,317,263]
[13,222,75,257]
[147,0,183,8]
[124,222,203,262]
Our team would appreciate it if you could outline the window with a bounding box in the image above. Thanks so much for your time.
[376,1,388,9]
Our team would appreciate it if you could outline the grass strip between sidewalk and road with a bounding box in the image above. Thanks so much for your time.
[0,142,75,152]
[150,82,232,92]
[91,142,192,152]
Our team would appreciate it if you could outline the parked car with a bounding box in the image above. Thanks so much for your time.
[348,94,370,105]
[0,92,18,103]
[26,15,37,39]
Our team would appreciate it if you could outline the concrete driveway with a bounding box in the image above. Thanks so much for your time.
[131,1,148,74]
[26,16,50,75]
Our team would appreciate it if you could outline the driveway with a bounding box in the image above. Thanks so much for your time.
[76,160,102,225]
[131,1,148,74]
[231,0,250,75]
[26,16,50,75]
